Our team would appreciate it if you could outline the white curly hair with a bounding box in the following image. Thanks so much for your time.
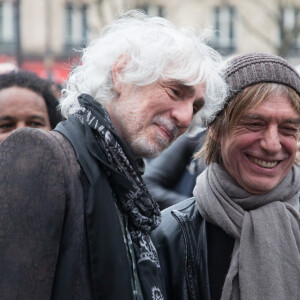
[60,9,228,129]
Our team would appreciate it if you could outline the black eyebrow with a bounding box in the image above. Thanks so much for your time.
[27,115,47,121]
[0,115,46,122]
[171,81,204,97]
[162,80,205,105]
[284,118,300,125]
[0,116,14,122]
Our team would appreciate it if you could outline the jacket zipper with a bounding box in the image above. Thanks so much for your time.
[172,211,197,300]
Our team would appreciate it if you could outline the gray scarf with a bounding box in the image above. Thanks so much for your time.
[194,162,300,300]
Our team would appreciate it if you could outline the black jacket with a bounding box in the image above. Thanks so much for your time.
[151,198,210,300]
[144,132,206,209]
[152,196,300,300]
[0,126,140,299]
[151,198,235,300]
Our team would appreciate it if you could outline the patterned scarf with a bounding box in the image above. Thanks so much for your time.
[74,93,165,300]
[194,162,300,300]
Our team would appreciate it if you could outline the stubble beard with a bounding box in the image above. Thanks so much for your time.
[112,103,179,159]
[130,116,179,159]
[130,133,170,158]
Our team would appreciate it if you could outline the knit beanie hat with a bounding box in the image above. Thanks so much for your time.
[224,52,300,104]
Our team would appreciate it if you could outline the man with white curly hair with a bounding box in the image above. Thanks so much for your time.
[0,10,227,300]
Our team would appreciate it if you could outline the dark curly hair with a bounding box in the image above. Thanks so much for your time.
[0,70,63,128]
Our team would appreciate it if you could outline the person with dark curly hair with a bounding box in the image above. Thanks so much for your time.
[0,70,63,142]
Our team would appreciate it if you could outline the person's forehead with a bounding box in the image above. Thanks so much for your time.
[0,87,47,112]
[0,86,40,98]
[244,90,294,109]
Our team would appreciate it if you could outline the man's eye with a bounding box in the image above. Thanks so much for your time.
[243,122,264,130]
[170,88,183,98]
[283,127,297,131]
[193,104,201,114]
[280,126,299,135]
[29,121,45,127]
[0,123,14,129]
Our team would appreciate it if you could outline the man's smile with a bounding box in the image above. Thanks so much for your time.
[247,155,280,169]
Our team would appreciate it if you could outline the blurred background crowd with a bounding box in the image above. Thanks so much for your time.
[0,0,299,86]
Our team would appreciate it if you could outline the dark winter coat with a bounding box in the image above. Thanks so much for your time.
[143,132,206,210]
[0,127,141,299]
[151,198,234,300]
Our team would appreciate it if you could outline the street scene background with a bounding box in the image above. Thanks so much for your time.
[0,0,299,84]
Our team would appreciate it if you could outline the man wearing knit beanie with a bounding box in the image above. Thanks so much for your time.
[151,52,300,300]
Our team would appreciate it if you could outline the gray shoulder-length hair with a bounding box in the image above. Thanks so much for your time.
[60,9,228,129]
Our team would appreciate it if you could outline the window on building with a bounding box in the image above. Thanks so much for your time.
[280,6,300,55]
[136,4,164,17]
[81,5,88,43]
[65,3,88,51]
[213,6,237,55]
[0,1,16,52]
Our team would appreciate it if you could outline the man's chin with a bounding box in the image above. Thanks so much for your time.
[129,133,174,158]
[136,147,164,159]
[131,143,167,159]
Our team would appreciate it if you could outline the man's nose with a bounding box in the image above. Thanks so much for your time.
[170,101,194,129]
[16,122,27,129]
[260,126,281,153]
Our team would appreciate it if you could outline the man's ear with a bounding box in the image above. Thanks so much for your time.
[112,56,128,94]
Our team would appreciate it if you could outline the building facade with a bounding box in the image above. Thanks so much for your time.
[0,0,100,83]
[0,0,299,84]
